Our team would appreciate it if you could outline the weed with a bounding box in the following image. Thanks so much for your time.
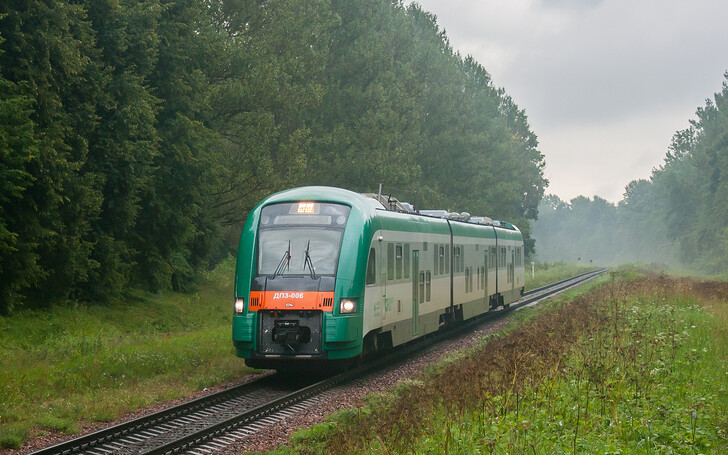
[524,262,596,291]
[0,422,26,449]
[0,260,255,449]
[283,272,728,454]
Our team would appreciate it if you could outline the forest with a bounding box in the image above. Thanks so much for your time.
[0,0,547,314]
[533,73,728,274]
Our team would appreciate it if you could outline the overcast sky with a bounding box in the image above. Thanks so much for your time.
[411,0,728,203]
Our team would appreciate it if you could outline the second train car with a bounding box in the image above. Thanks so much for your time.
[232,186,524,370]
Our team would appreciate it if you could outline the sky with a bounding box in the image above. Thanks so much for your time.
[410,0,728,203]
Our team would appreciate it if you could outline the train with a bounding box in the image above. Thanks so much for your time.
[232,186,525,370]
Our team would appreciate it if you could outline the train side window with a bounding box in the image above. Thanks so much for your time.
[366,248,376,285]
[404,244,410,278]
[461,246,465,273]
[476,267,480,290]
[490,247,497,269]
[454,246,460,273]
[433,244,438,276]
[481,266,485,289]
[387,243,394,280]
[464,267,470,292]
[396,244,403,279]
[445,245,450,273]
[439,245,445,275]
[426,271,431,302]
[419,272,425,303]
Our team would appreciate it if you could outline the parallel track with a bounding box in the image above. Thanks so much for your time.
[29,268,607,455]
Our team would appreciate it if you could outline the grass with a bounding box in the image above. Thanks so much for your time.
[277,270,728,454]
[524,261,598,291]
[0,256,258,449]
[3,259,707,452]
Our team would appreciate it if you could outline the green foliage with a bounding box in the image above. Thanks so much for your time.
[0,261,253,448]
[0,0,545,311]
[0,422,25,449]
[205,0,337,228]
[81,0,163,299]
[524,261,596,291]
[533,73,728,273]
[0,75,40,314]
[0,0,104,310]
[280,275,728,454]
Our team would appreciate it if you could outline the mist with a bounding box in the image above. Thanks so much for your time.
[531,194,680,267]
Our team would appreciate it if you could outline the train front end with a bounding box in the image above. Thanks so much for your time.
[232,188,370,371]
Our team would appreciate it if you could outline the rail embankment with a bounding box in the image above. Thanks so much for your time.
[283,269,728,454]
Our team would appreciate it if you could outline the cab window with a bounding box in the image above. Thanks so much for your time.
[366,248,376,285]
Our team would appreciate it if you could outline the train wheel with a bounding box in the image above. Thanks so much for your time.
[362,331,379,359]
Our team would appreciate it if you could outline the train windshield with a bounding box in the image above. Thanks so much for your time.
[257,202,350,277]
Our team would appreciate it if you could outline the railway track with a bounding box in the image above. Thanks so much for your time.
[29,268,607,455]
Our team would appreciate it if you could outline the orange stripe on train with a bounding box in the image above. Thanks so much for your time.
[248,291,335,311]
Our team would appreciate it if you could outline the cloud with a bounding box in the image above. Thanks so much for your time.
[508,0,728,126]
[541,0,604,9]
[411,0,728,202]
[540,109,692,202]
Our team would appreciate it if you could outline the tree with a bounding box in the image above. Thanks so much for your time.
[0,71,39,313]
[0,0,104,305]
[205,0,337,229]
[81,0,162,299]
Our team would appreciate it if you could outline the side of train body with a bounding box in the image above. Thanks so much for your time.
[232,187,525,370]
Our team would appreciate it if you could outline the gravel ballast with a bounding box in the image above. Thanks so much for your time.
[7,317,511,455]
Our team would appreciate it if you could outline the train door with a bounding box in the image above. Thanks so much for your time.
[365,246,384,327]
[510,248,516,291]
[483,250,489,304]
[381,242,388,322]
[411,250,419,337]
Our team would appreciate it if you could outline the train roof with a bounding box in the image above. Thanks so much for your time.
[257,186,520,232]
[257,186,379,213]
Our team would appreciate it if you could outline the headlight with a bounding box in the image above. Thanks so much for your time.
[339,298,358,314]
[234,297,245,314]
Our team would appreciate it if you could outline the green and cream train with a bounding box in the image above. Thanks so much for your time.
[233,186,525,370]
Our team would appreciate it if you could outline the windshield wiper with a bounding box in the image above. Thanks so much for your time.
[303,240,318,280]
[272,240,291,278]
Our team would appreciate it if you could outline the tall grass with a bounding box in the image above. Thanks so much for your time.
[524,261,597,291]
[0,256,256,449]
[281,272,728,454]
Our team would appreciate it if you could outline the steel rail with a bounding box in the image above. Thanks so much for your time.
[28,268,608,455]
[26,373,282,455]
[145,267,609,454]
